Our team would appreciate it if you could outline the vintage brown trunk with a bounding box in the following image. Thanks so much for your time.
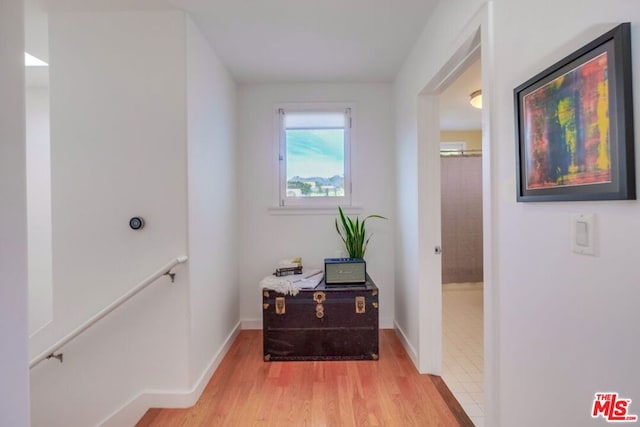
[263,276,379,361]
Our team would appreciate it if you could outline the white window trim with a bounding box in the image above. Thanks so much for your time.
[272,102,354,211]
[267,205,363,216]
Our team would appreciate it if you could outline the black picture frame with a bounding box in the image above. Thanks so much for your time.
[514,23,635,202]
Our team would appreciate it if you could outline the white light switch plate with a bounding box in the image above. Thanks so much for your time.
[571,214,595,255]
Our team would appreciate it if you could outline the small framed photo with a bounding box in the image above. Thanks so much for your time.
[514,23,635,202]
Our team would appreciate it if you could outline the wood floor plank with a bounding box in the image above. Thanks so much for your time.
[137,330,474,427]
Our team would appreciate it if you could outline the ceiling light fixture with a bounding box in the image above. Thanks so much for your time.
[25,52,48,67]
[469,89,482,109]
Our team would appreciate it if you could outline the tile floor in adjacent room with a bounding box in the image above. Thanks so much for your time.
[442,282,484,427]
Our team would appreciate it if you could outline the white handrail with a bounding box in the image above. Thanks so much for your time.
[29,255,188,369]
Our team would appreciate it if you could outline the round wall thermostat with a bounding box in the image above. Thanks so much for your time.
[129,217,145,230]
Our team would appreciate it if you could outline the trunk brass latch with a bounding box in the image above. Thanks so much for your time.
[275,297,286,315]
[355,296,366,314]
[313,292,326,319]
[313,291,326,303]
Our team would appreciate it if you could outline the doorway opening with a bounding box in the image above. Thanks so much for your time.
[414,8,496,424]
[439,56,484,425]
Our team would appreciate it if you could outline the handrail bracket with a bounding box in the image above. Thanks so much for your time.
[47,352,63,364]
[164,270,176,283]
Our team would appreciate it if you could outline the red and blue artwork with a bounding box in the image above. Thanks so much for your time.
[523,52,611,189]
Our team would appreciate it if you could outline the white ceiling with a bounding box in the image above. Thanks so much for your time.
[439,57,482,131]
[170,0,440,83]
[27,0,479,129]
[32,0,439,84]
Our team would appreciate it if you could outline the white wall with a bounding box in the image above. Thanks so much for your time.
[395,0,640,426]
[394,82,421,360]
[493,2,640,426]
[26,87,53,335]
[186,16,239,386]
[0,0,30,425]
[238,84,395,328]
[24,0,49,63]
[29,10,191,426]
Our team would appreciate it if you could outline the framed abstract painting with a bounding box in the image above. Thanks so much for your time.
[514,23,635,202]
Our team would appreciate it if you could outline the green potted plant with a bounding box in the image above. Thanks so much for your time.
[335,206,387,259]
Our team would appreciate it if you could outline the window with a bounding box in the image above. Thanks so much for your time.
[277,105,352,207]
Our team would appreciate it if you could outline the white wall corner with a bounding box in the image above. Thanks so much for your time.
[241,319,263,330]
[380,316,394,329]
[0,0,30,425]
[98,322,241,427]
[393,320,418,368]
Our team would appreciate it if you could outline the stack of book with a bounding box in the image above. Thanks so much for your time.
[274,257,303,277]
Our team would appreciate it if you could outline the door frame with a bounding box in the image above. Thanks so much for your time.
[415,3,499,425]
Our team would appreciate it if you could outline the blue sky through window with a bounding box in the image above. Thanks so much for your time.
[286,129,345,180]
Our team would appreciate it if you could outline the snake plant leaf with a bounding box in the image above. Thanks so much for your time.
[335,207,387,259]
[335,219,347,243]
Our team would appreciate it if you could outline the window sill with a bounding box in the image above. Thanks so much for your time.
[268,205,363,216]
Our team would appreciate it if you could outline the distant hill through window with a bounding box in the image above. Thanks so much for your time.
[286,129,345,197]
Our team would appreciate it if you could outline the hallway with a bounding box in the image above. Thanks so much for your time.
[138,330,473,426]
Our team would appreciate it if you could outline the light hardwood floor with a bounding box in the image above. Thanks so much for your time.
[137,330,473,426]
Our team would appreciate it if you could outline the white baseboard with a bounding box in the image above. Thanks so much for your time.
[99,321,241,427]
[394,320,418,369]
